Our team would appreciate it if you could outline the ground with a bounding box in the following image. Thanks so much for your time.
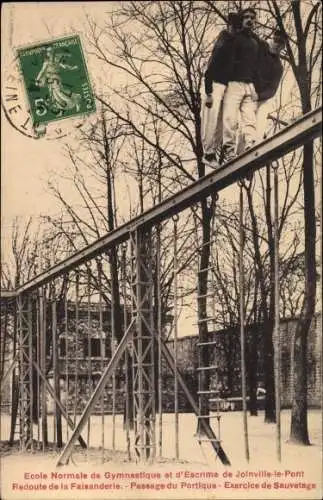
[1,410,322,500]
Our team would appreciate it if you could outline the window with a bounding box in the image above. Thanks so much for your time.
[83,338,102,357]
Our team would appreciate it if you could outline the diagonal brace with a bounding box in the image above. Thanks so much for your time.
[1,355,18,391]
[29,355,87,448]
[56,319,135,466]
[158,338,231,466]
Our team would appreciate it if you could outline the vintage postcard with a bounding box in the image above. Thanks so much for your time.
[1,2,322,500]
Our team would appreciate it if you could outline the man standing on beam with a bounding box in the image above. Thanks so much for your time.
[221,7,260,162]
[202,12,241,169]
[236,28,286,155]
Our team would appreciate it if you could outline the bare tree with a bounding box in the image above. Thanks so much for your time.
[82,0,233,427]
[267,0,321,445]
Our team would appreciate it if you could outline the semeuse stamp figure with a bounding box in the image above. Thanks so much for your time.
[17,35,95,126]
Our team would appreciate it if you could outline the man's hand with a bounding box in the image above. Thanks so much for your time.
[205,94,213,108]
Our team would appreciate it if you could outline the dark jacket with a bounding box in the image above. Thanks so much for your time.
[230,30,259,83]
[254,40,283,101]
[204,29,236,94]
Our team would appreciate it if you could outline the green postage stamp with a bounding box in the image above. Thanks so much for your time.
[17,34,95,125]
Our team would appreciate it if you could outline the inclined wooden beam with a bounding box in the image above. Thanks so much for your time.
[13,107,322,295]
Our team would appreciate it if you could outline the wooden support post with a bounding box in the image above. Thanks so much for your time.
[173,216,179,459]
[73,271,80,425]
[9,299,18,444]
[52,297,62,448]
[39,287,48,449]
[273,164,281,461]
[121,244,131,461]
[156,224,163,459]
[131,228,156,462]
[36,295,41,448]
[17,294,33,449]
[86,268,92,450]
[98,261,105,462]
[27,296,34,449]
[239,184,250,462]
[64,280,69,442]
[110,253,116,452]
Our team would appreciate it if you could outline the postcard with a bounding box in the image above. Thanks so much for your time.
[1,2,322,499]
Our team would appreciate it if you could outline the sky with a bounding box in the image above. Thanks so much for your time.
[1,1,287,226]
[1,3,111,224]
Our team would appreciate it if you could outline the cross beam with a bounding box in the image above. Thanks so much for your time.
[1,290,17,299]
[14,108,322,295]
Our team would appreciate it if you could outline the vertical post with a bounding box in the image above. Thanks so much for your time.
[173,216,179,459]
[121,244,131,461]
[156,223,163,458]
[87,268,92,450]
[64,278,69,442]
[239,183,250,462]
[157,152,163,459]
[9,299,18,445]
[52,294,62,448]
[74,271,80,425]
[98,260,105,463]
[39,287,48,449]
[36,295,41,448]
[110,251,116,452]
[131,227,156,461]
[27,295,34,450]
[273,164,281,461]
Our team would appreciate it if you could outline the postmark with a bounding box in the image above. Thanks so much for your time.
[17,34,96,126]
[2,58,52,139]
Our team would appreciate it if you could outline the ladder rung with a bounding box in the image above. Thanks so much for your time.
[194,435,221,443]
[133,390,154,395]
[197,341,218,346]
[134,445,156,449]
[197,438,221,443]
[132,309,152,313]
[197,316,217,323]
[197,390,220,395]
[197,365,218,371]
[198,266,215,273]
[131,281,153,286]
[197,414,222,419]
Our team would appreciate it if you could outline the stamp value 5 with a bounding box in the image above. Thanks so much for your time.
[17,34,95,125]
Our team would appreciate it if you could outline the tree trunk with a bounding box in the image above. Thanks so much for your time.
[247,328,258,416]
[245,184,276,422]
[290,141,315,444]
[264,319,276,422]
